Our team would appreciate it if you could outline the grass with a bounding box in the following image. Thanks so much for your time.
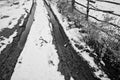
[50,0,120,65]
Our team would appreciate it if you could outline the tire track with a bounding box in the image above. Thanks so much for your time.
[44,0,100,80]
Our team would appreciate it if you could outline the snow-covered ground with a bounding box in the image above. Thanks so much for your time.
[0,0,32,54]
[11,0,67,80]
[0,30,17,53]
[75,0,120,25]
[1,0,117,80]
[0,0,32,30]
[49,2,110,80]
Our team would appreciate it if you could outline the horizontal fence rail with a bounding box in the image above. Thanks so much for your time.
[96,0,120,5]
[75,0,120,28]
[74,0,120,40]
[75,1,120,17]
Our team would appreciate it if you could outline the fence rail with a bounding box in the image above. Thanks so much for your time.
[75,1,120,17]
[96,0,120,5]
[74,0,120,40]
[75,0,120,28]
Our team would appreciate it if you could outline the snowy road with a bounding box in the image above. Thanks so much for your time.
[11,0,65,80]
[0,0,113,80]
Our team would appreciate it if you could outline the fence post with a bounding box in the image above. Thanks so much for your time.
[86,0,90,20]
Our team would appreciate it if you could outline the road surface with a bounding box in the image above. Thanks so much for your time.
[0,0,116,80]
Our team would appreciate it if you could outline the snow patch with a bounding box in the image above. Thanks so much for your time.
[49,3,110,80]
[75,0,120,26]
[0,0,32,30]
[0,30,17,54]
[70,77,74,80]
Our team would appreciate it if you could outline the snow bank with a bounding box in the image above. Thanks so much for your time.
[0,0,33,54]
[49,2,110,80]
[0,0,32,30]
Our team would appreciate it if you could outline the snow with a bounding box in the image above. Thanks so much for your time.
[0,0,32,53]
[11,0,64,80]
[70,37,109,80]
[70,77,74,80]
[0,0,115,79]
[75,0,120,25]
[49,2,110,80]
[0,30,17,54]
[0,0,32,30]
